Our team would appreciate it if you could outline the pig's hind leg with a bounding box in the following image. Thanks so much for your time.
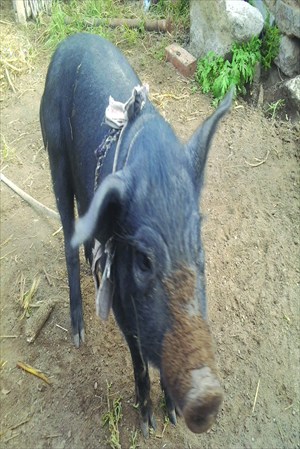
[48,147,85,348]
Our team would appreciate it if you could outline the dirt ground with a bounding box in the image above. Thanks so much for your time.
[1,12,300,449]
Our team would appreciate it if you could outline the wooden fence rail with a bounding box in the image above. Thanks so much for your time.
[13,0,52,23]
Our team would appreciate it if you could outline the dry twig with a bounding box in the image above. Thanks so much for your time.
[43,267,52,286]
[25,300,55,343]
[4,67,16,93]
[0,234,13,247]
[245,150,270,167]
[9,417,30,431]
[1,173,59,220]
[55,324,68,333]
[52,226,63,236]
[0,249,16,261]
[252,378,260,413]
[0,335,17,339]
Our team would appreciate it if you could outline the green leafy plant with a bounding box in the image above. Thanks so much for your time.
[231,36,261,88]
[261,22,281,69]
[196,51,225,94]
[129,430,139,449]
[196,22,281,104]
[102,382,123,449]
[196,36,261,104]
[266,99,285,120]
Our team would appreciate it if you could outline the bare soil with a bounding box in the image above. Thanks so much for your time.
[1,16,300,449]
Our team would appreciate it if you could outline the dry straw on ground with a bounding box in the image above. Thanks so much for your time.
[0,20,35,96]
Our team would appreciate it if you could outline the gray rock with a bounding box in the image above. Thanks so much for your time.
[275,35,300,77]
[226,0,264,42]
[274,0,300,38]
[189,0,264,58]
[251,0,275,25]
[189,0,232,58]
[284,75,300,112]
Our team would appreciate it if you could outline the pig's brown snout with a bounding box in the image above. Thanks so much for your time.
[182,367,223,433]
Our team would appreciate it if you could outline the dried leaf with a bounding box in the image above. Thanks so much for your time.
[16,361,52,385]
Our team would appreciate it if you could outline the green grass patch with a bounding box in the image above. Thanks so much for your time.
[152,0,189,26]
[38,0,190,52]
[39,0,146,50]
[38,0,189,51]
[41,0,118,49]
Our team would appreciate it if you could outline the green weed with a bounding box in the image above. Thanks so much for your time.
[196,37,261,104]
[151,0,190,36]
[102,382,123,449]
[43,0,110,49]
[122,25,141,46]
[149,35,173,60]
[196,22,281,104]
[266,99,285,120]
[18,274,41,319]
[42,0,141,50]
[129,430,139,449]
[261,20,281,69]
[0,134,16,163]
[153,0,189,19]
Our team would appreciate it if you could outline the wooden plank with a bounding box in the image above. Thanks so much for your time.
[12,0,52,23]
[13,0,27,23]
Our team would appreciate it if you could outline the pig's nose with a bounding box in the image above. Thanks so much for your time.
[183,367,223,433]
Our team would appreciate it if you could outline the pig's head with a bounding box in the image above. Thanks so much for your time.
[72,89,233,433]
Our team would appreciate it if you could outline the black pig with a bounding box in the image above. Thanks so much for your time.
[40,33,232,436]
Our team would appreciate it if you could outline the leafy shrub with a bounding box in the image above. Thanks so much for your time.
[196,24,281,104]
[196,37,261,104]
[261,23,281,69]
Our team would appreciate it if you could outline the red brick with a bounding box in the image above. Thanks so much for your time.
[165,43,197,78]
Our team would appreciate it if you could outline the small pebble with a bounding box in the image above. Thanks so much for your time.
[94,381,98,390]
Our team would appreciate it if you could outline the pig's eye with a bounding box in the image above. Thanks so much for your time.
[135,250,152,273]
[133,249,154,289]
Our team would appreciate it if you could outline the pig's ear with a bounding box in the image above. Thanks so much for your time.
[71,173,126,248]
[186,87,234,191]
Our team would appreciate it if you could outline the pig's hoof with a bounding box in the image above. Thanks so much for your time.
[162,385,178,425]
[141,412,156,438]
[167,408,177,426]
[73,327,85,348]
[71,307,85,347]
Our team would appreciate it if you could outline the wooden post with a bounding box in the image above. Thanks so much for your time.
[13,0,27,24]
[12,0,52,23]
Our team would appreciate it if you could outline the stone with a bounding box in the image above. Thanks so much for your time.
[226,0,264,42]
[251,0,275,25]
[190,0,232,58]
[284,75,300,112]
[165,43,197,78]
[274,0,300,38]
[189,0,264,59]
[275,35,300,77]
